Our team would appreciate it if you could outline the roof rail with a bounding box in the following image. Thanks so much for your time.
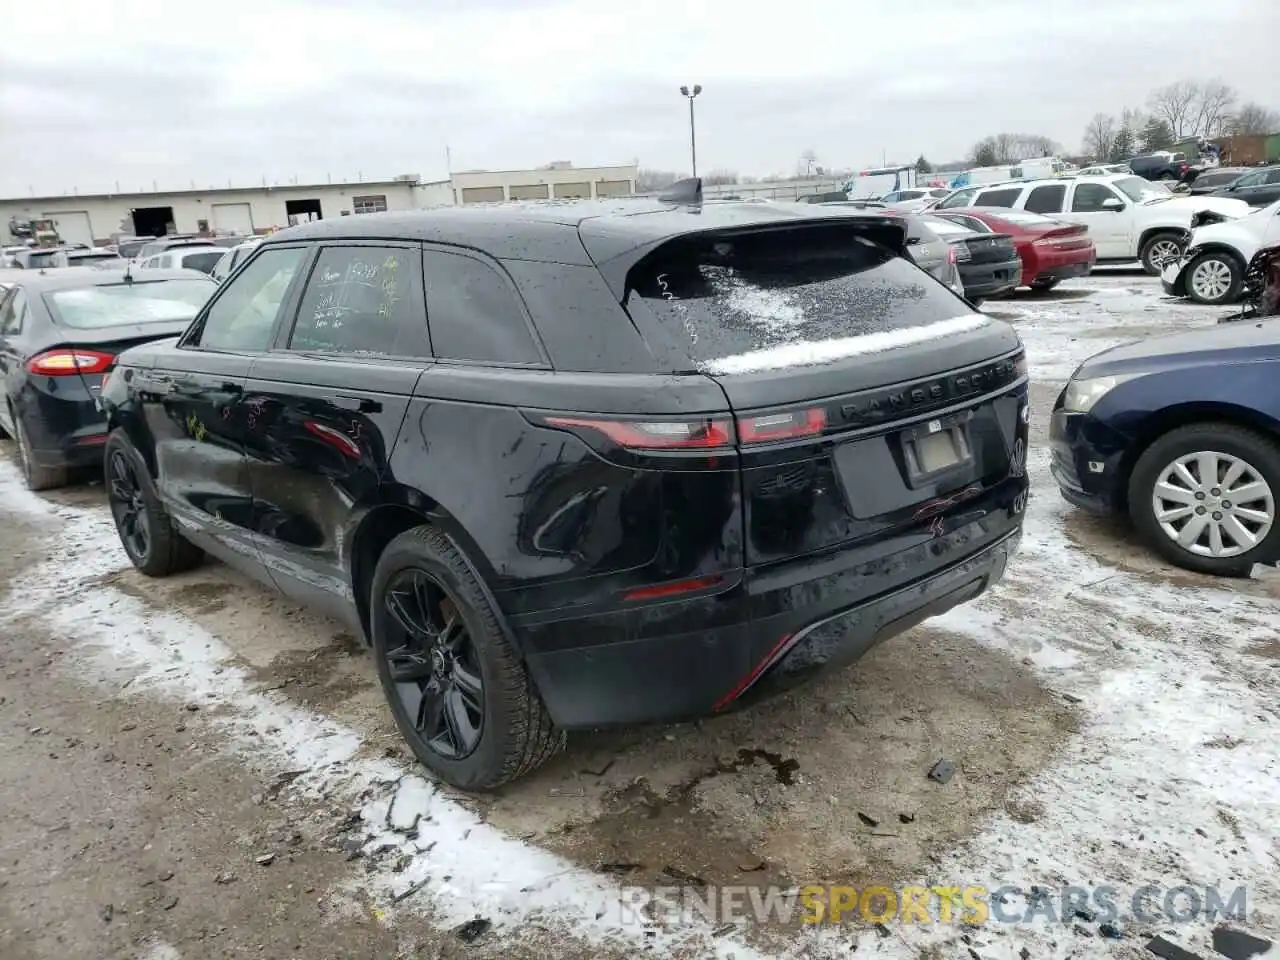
[658,177,703,205]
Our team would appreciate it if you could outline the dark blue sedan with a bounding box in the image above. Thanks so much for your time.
[1050,320,1280,577]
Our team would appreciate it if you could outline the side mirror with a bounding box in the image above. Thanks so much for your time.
[1101,197,1125,211]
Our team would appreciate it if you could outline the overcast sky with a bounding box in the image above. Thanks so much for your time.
[2,0,1276,197]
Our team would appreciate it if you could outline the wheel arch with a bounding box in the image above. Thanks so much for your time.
[1115,402,1280,512]
[1185,243,1247,269]
[344,486,513,652]
[102,398,160,478]
[1137,225,1186,255]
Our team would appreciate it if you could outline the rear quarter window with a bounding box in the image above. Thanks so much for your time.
[627,224,973,375]
[422,249,543,365]
[974,187,1021,208]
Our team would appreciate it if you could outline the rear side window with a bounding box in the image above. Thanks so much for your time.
[0,289,26,335]
[1024,185,1066,213]
[423,249,542,365]
[628,225,971,373]
[290,246,428,358]
[975,188,1020,208]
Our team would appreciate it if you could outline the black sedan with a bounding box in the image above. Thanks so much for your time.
[0,266,215,489]
[1050,318,1280,577]
[1209,164,1280,208]
[915,214,1021,303]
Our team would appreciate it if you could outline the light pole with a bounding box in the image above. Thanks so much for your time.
[679,84,702,178]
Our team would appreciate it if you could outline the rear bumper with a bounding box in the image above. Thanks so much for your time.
[1024,255,1094,286]
[960,257,1022,297]
[18,392,108,469]
[520,479,1027,730]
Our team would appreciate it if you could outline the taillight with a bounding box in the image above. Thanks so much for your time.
[736,408,827,443]
[947,246,958,264]
[542,415,734,450]
[26,349,114,376]
[953,242,972,263]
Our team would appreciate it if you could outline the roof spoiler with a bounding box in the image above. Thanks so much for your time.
[658,177,703,205]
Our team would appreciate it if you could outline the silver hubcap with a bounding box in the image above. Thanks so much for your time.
[1152,450,1274,558]
[1149,240,1180,265]
[1190,259,1232,300]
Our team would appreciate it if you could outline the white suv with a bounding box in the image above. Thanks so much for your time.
[936,174,1251,274]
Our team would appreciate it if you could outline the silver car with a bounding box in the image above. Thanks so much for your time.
[817,202,965,297]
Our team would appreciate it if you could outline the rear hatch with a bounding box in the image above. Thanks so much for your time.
[621,221,1025,566]
[40,276,214,396]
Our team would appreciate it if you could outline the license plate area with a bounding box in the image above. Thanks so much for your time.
[901,413,973,487]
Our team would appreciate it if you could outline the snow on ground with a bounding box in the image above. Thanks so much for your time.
[1,267,1277,959]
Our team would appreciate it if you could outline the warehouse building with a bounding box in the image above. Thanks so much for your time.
[0,163,638,246]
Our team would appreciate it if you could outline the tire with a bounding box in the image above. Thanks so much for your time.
[104,429,203,576]
[370,526,563,790]
[1183,251,1243,305]
[1128,423,1280,577]
[1029,279,1060,292]
[12,410,67,491]
[1139,232,1184,276]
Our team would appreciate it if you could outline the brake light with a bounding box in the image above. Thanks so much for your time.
[26,349,114,376]
[947,246,958,264]
[542,415,734,450]
[736,408,827,443]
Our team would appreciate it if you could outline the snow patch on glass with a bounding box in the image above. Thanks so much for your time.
[699,314,992,376]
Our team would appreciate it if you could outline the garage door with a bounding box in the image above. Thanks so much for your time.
[43,210,93,247]
[595,180,632,198]
[211,202,254,235]
[461,187,504,204]
[552,182,590,199]
[509,184,549,200]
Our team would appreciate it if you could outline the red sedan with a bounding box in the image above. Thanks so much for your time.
[932,207,1096,291]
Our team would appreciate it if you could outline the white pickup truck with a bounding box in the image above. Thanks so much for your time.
[937,173,1251,274]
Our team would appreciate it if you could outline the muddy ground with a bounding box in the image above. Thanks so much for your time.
[1,270,1276,960]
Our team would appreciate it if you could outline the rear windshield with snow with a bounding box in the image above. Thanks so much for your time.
[629,225,970,369]
[45,279,215,329]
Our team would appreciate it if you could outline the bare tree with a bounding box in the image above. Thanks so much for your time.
[701,169,739,186]
[1189,79,1237,138]
[1082,113,1117,161]
[1148,80,1200,138]
[635,169,686,192]
[1228,102,1279,136]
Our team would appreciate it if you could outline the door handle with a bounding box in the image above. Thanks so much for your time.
[334,394,381,414]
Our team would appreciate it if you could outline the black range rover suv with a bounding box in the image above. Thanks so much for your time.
[100,188,1030,789]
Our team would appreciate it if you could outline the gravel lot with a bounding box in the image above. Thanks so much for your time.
[1,267,1276,960]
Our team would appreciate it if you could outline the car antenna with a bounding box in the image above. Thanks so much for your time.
[658,177,703,206]
[123,261,134,284]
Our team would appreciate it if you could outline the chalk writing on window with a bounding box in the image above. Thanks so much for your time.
[292,248,415,355]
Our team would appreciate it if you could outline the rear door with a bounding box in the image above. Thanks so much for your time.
[244,241,427,619]
[138,245,310,570]
[622,222,1025,566]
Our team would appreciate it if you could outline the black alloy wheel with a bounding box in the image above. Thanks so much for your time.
[108,448,151,564]
[382,568,485,760]
[369,526,563,790]
[102,429,203,576]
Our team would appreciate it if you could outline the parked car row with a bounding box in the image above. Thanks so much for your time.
[935,172,1251,274]
[3,185,1276,792]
